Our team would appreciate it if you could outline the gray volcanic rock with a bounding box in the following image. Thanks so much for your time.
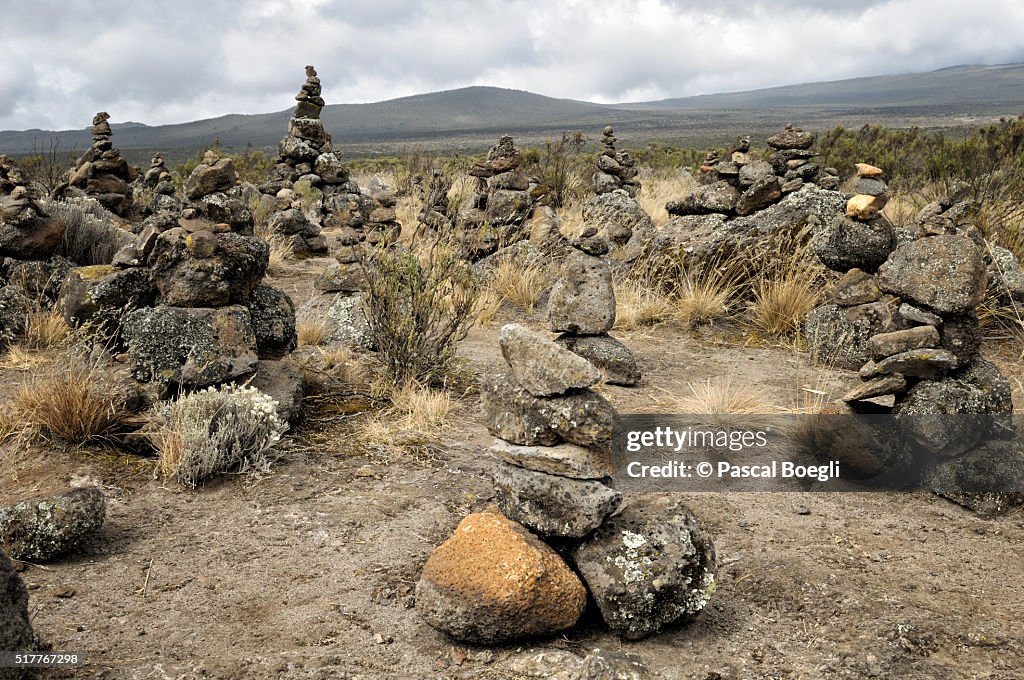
[548,250,616,334]
[573,494,718,639]
[555,333,642,386]
[812,214,895,273]
[877,235,987,315]
[0,487,106,561]
[491,461,621,538]
[498,323,601,397]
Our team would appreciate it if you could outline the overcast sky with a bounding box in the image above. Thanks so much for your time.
[4,0,1024,131]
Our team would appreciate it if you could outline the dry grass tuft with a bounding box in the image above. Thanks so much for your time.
[482,259,550,313]
[318,345,369,385]
[614,279,676,331]
[297,317,331,347]
[637,171,697,226]
[357,382,457,448]
[750,271,821,339]
[662,378,774,415]
[265,234,294,276]
[675,270,737,327]
[13,362,126,445]
[21,309,70,350]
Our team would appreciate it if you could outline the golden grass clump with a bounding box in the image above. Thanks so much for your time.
[318,345,369,385]
[637,171,697,226]
[13,363,126,445]
[297,316,331,347]
[614,279,676,331]
[21,309,71,350]
[265,234,294,275]
[675,270,736,327]
[663,378,773,415]
[357,382,457,448]
[750,271,821,339]
[482,258,550,313]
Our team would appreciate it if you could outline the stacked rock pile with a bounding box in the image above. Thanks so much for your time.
[258,66,398,256]
[461,134,536,257]
[416,321,717,642]
[669,123,839,219]
[66,112,135,217]
[137,152,181,216]
[805,163,1010,416]
[416,169,456,232]
[0,155,65,261]
[549,228,641,386]
[182,149,254,235]
[58,155,303,422]
[592,126,641,197]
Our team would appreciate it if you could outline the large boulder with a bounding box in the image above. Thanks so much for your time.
[804,301,894,370]
[416,511,586,643]
[150,229,269,307]
[245,285,297,359]
[184,157,237,200]
[581,190,655,247]
[492,461,621,538]
[0,548,34,669]
[122,305,258,387]
[0,487,106,562]
[573,495,718,640]
[666,181,739,216]
[498,324,601,397]
[877,235,987,315]
[548,250,616,334]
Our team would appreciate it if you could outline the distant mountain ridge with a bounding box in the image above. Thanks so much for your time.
[2,63,1024,159]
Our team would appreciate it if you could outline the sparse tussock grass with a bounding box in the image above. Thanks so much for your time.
[482,258,550,314]
[749,270,821,340]
[21,308,70,350]
[637,170,697,226]
[13,360,127,445]
[297,316,331,347]
[660,378,773,415]
[317,345,369,385]
[265,233,294,275]
[153,384,288,488]
[675,269,737,327]
[357,382,457,448]
[614,279,677,331]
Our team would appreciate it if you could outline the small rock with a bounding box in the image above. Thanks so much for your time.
[843,374,908,402]
[0,487,106,561]
[868,325,940,359]
[555,333,642,386]
[856,163,885,177]
[490,439,612,479]
[846,194,888,220]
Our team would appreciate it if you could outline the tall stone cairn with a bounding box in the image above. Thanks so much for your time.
[592,126,640,197]
[459,134,536,259]
[66,112,135,217]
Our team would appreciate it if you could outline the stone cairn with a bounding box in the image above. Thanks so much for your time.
[549,228,641,386]
[461,135,536,258]
[592,125,640,197]
[58,150,303,423]
[669,123,839,219]
[416,317,716,643]
[416,169,456,233]
[582,126,655,249]
[805,164,1015,508]
[137,152,181,216]
[258,66,399,256]
[66,112,135,217]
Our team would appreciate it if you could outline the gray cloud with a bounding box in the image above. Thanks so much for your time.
[4,0,1024,130]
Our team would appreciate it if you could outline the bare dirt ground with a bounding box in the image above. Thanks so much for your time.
[3,261,1024,680]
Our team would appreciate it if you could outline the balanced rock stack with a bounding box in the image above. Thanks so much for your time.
[0,155,65,261]
[59,163,302,421]
[138,152,180,216]
[670,124,838,219]
[66,112,135,217]
[592,126,641,197]
[416,322,717,642]
[462,135,536,257]
[804,164,1010,415]
[549,228,641,386]
[416,169,456,232]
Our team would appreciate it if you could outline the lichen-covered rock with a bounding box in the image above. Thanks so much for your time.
[122,305,258,387]
[415,511,586,643]
[492,461,621,538]
[295,292,374,349]
[58,265,156,337]
[868,325,940,360]
[581,190,655,247]
[0,285,32,345]
[830,268,881,307]
[667,181,739,216]
[314,263,365,293]
[811,214,895,273]
[938,313,981,365]
[573,494,718,639]
[0,487,105,561]
[0,547,33,666]
[498,324,601,397]
[804,302,892,370]
[735,175,782,216]
[865,348,958,380]
[243,285,297,359]
[479,372,616,447]
[489,438,613,479]
[555,333,641,386]
[185,157,237,200]
[877,235,987,315]
[150,229,269,307]
[548,250,616,334]
[5,255,75,299]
